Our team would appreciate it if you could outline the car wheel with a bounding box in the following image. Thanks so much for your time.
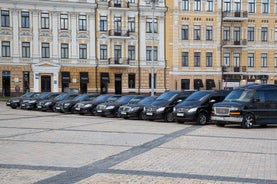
[165,111,174,122]
[197,112,208,125]
[79,112,84,115]
[11,106,17,109]
[140,111,147,120]
[241,113,255,129]
[216,121,226,127]
[176,120,184,124]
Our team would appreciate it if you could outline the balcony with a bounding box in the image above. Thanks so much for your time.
[108,29,130,39]
[108,57,130,68]
[222,11,248,21]
[108,0,130,9]
[222,66,247,73]
[222,39,247,48]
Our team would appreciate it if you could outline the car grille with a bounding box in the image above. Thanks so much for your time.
[145,107,157,112]
[75,103,84,108]
[119,106,131,112]
[97,104,106,110]
[214,107,230,115]
[175,108,188,113]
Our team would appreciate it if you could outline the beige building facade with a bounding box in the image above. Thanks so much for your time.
[166,0,277,91]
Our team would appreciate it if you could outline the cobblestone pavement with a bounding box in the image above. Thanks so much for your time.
[0,102,276,184]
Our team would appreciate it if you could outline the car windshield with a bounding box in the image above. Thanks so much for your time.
[224,89,255,102]
[54,93,68,100]
[22,92,34,98]
[156,91,180,102]
[117,96,133,103]
[128,96,144,104]
[73,94,88,101]
[185,91,213,101]
[38,93,50,99]
[93,95,110,102]
[106,96,120,102]
[139,96,156,105]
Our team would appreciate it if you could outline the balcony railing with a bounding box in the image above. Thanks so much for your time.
[108,0,130,8]
[222,39,247,48]
[108,29,130,38]
[108,57,130,67]
[222,66,247,73]
[222,11,248,21]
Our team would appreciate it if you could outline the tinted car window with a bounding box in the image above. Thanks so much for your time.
[156,91,180,101]
[117,96,133,103]
[139,96,156,105]
[224,89,255,102]
[54,93,68,100]
[185,91,213,102]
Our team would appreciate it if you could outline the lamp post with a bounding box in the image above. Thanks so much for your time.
[150,0,157,96]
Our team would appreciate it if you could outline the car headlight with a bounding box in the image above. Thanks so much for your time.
[156,107,165,112]
[64,103,71,107]
[188,107,197,113]
[45,102,52,106]
[84,104,92,108]
[29,100,37,103]
[130,107,140,112]
[230,107,240,111]
[106,105,115,110]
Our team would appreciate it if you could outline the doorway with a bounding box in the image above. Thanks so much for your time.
[41,75,51,92]
[114,73,122,94]
[2,71,11,97]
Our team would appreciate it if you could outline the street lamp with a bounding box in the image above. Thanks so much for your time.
[150,0,158,96]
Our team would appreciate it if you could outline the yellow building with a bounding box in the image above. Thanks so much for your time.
[166,0,277,90]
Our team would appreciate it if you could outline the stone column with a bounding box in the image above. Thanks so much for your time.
[12,9,20,63]
[32,9,40,63]
[52,11,59,63]
[71,12,78,64]
[89,11,96,65]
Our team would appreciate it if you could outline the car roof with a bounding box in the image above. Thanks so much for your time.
[235,84,277,90]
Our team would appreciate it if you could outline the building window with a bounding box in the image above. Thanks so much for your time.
[261,27,268,41]
[128,46,135,60]
[182,0,189,10]
[274,54,277,68]
[146,18,157,33]
[262,0,269,13]
[128,74,136,88]
[60,14,68,30]
[181,79,190,90]
[182,52,189,67]
[194,26,201,40]
[128,17,135,32]
[248,0,255,13]
[61,43,69,59]
[114,16,122,34]
[206,26,213,40]
[248,27,255,41]
[79,44,87,59]
[223,27,230,40]
[194,52,201,67]
[22,42,30,58]
[194,0,201,11]
[79,15,87,31]
[206,0,213,12]
[2,41,10,57]
[234,27,241,43]
[100,45,107,60]
[146,46,157,61]
[41,43,50,58]
[206,52,213,67]
[100,16,107,31]
[1,10,10,27]
[21,11,30,28]
[274,27,277,41]
[223,0,231,12]
[234,53,240,67]
[261,53,267,67]
[41,12,49,29]
[248,53,255,67]
[224,53,230,66]
[148,73,156,89]
[181,25,189,40]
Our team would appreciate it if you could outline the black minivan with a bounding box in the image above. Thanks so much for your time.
[211,84,277,128]
[173,90,229,125]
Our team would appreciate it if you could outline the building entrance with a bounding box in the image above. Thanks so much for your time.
[41,75,51,92]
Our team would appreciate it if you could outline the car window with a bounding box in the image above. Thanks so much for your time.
[185,91,212,101]
[156,91,180,102]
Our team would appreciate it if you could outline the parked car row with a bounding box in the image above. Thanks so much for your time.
[6,84,277,128]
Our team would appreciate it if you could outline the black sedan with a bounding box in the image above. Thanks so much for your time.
[60,94,99,113]
[6,92,41,109]
[37,93,79,112]
[118,95,157,119]
[21,92,61,110]
[75,94,117,115]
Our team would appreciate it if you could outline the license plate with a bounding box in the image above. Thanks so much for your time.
[56,107,60,109]
[177,113,184,117]
[6,102,10,105]
[75,107,80,110]
[146,112,153,116]
[97,110,102,112]
[37,105,42,108]
[21,104,25,107]
[121,111,127,115]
